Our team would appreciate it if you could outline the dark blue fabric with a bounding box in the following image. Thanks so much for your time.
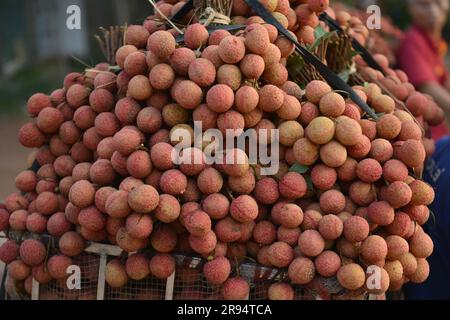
[405,136,450,299]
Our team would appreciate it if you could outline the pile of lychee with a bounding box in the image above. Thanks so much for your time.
[0,0,437,300]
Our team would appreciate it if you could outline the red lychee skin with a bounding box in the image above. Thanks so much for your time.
[254,177,280,205]
[215,217,243,243]
[315,250,341,277]
[26,212,47,233]
[170,47,196,76]
[113,127,144,156]
[197,168,224,195]
[203,256,231,285]
[27,93,53,116]
[69,180,95,209]
[32,263,52,284]
[47,212,72,237]
[136,107,162,134]
[319,189,346,214]
[318,214,343,240]
[172,80,203,110]
[267,241,294,268]
[59,231,86,257]
[311,164,337,190]
[154,194,180,223]
[386,212,411,237]
[409,231,434,258]
[230,195,259,223]
[382,159,409,183]
[106,190,132,218]
[206,84,235,113]
[126,25,150,49]
[298,229,325,257]
[125,253,150,281]
[222,277,250,300]
[288,257,316,285]
[0,240,19,264]
[185,210,212,237]
[385,181,413,209]
[47,254,73,279]
[160,169,188,196]
[367,201,395,226]
[343,216,370,242]
[361,235,388,263]
[189,230,217,255]
[279,172,308,200]
[125,213,153,239]
[19,123,46,148]
[66,84,90,108]
[149,254,176,280]
[150,142,175,171]
[394,139,426,169]
[128,184,160,214]
[8,260,31,280]
[78,206,107,232]
[356,158,383,183]
[35,192,59,216]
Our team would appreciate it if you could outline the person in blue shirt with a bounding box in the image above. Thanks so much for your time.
[405,136,450,299]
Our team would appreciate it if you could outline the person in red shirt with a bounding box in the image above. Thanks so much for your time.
[397,0,450,141]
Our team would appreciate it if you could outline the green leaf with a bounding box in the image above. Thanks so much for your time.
[304,175,314,192]
[308,26,337,51]
[314,25,327,40]
[287,54,306,77]
[290,163,309,174]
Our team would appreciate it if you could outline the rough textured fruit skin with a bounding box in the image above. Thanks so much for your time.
[69,180,95,209]
[279,172,307,200]
[252,221,276,245]
[147,30,175,58]
[258,85,285,112]
[409,230,434,258]
[219,36,246,64]
[254,177,280,205]
[0,240,19,264]
[105,259,129,288]
[128,185,160,214]
[343,216,370,242]
[305,80,331,104]
[315,250,341,277]
[298,230,325,257]
[367,201,395,226]
[268,283,295,300]
[47,255,73,279]
[59,231,86,257]
[230,195,258,223]
[222,277,250,300]
[8,260,31,280]
[318,214,343,240]
[149,254,176,279]
[206,84,234,113]
[288,257,316,285]
[267,241,294,267]
[184,23,209,49]
[203,256,231,285]
[337,263,365,290]
[293,138,319,165]
[361,235,388,263]
[125,254,150,281]
[306,116,335,145]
